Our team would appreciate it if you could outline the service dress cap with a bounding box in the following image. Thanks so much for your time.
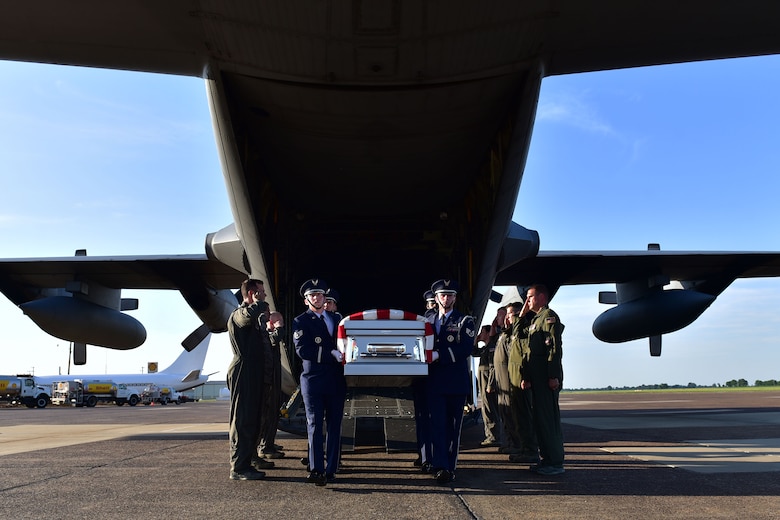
[300,278,329,297]
[424,290,435,302]
[431,279,459,295]
[325,288,340,303]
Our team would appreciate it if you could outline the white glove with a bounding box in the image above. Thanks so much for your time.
[331,350,344,363]
[431,351,439,362]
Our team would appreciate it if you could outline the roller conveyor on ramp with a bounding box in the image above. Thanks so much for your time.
[341,388,418,453]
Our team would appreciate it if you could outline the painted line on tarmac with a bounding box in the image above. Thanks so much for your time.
[604,438,780,474]
[563,411,780,430]
[0,423,227,456]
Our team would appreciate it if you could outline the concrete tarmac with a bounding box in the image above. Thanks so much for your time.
[2,389,780,519]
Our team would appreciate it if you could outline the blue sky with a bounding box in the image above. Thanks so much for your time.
[2,55,780,388]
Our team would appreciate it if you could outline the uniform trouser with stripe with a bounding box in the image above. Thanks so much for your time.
[412,379,432,463]
[302,385,345,475]
[428,392,467,472]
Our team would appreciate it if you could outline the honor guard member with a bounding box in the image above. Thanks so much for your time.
[424,290,437,314]
[516,284,565,476]
[324,288,343,322]
[426,279,476,484]
[293,279,346,486]
[412,290,436,471]
[227,279,272,480]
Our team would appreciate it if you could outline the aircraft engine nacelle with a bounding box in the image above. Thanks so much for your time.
[205,223,249,275]
[180,287,239,334]
[592,289,716,343]
[19,296,147,349]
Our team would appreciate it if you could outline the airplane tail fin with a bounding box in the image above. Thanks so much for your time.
[160,334,211,374]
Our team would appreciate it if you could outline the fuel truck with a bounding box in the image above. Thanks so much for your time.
[0,375,49,408]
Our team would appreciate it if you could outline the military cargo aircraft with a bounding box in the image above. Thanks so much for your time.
[2,2,780,365]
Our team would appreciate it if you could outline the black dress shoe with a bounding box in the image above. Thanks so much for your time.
[306,471,327,486]
[326,473,336,482]
[420,462,433,474]
[413,455,422,467]
[435,469,454,484]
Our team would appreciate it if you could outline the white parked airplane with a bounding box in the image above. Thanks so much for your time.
[33,334,213,403]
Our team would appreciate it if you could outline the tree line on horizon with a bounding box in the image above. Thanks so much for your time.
[569,379,780,391]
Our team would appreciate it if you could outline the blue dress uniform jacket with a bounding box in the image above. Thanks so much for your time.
[426,309,475,474]
[293,309,346,476]
[428,310,475,394]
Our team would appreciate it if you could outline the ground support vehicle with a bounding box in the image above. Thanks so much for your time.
[0,375,49,408]
[50,379,121,407]
[141,384,186,405]
[113,383,141,406]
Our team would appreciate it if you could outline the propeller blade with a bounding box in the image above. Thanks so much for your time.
[181,323,211,352]
[73,342,87,365]
[649,335,662,357]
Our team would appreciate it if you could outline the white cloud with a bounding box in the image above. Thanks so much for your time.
[536,90,616,136]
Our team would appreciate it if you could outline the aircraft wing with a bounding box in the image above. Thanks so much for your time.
[0,254,245,306]
[0,254,245,352]
[496,249,780,355]
[496,250,780,291]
